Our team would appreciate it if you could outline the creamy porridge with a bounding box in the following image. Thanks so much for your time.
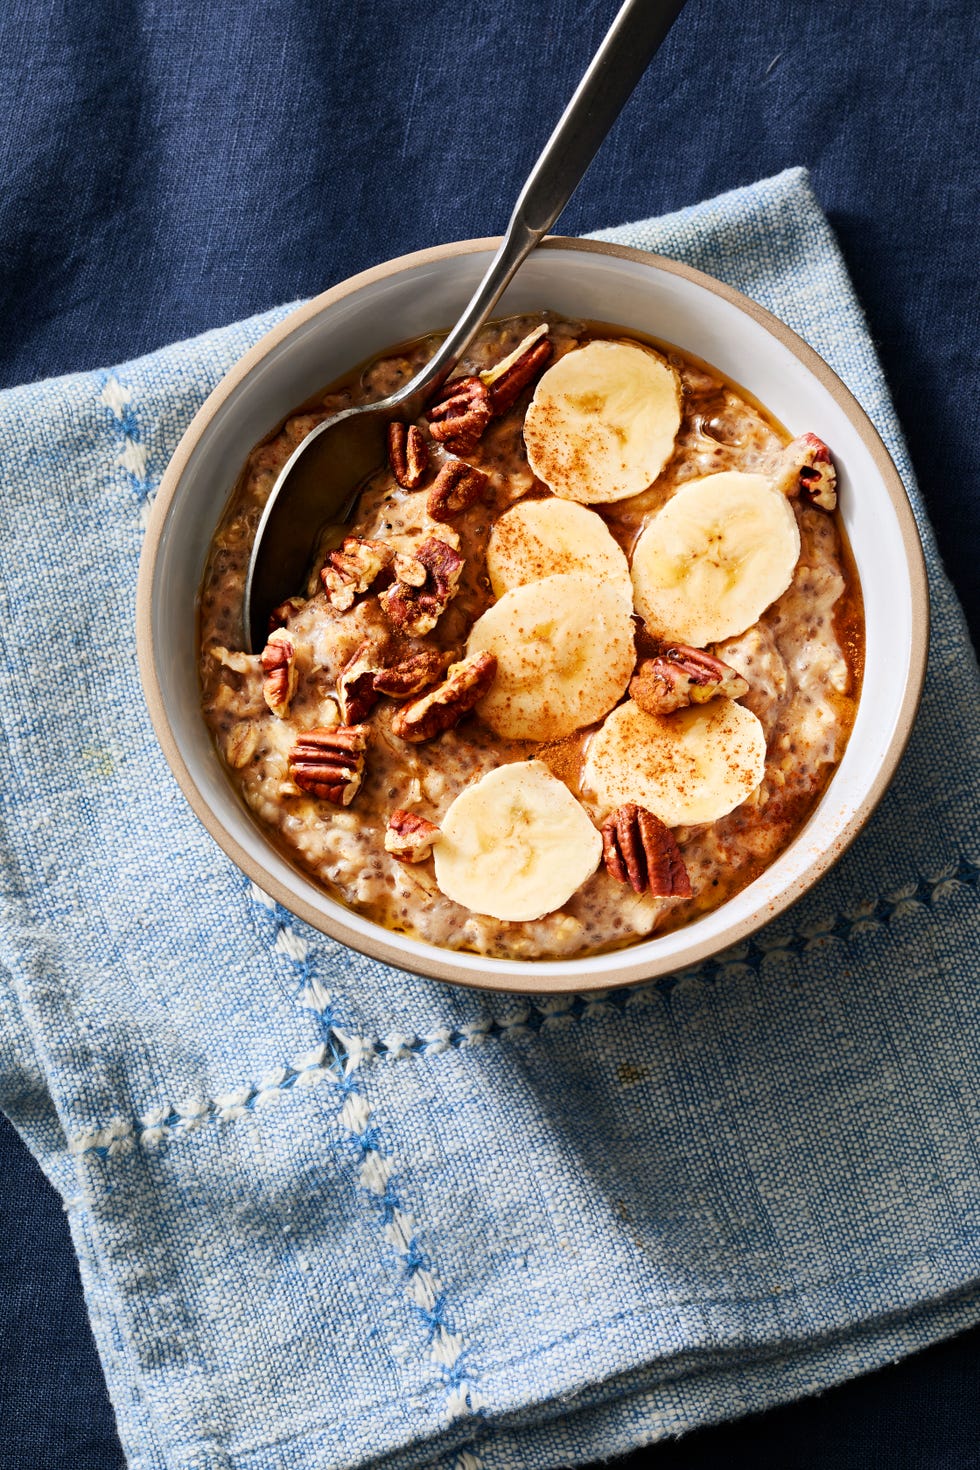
[199,314,863,960]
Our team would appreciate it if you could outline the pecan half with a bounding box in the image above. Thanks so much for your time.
[260,628,298,718]
[601,804,692,898]
[427,459,490,521]
[775,432,838,511]
[373,648,449,698]
[379,537,463,637]
[321,537,394,611]
[426,375,492,451]
[337,640,384,725]
[391,652,497,742]
[384,809,441,863]
[481,326,553,416]
[387,421,429,489]
[267,596,306,633]
[288,725,370,805]
[630,645,749,715]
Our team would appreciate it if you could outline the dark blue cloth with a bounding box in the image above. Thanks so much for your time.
[0,0,977,1466]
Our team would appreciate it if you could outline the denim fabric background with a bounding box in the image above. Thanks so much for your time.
[0,1,978,1467]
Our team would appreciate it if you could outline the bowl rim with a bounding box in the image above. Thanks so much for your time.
[136,235,930,994]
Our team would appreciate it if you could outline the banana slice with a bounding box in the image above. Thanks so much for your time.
[631,471,801,645]
[433,760,602,921]
[523,340,682,503]
[583,698,767,827]
[486,497,632,602]
[466,572,635,741]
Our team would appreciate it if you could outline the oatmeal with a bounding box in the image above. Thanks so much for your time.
[198,313,863,960]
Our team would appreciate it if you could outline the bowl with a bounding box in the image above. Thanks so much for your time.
[136,237,929,994]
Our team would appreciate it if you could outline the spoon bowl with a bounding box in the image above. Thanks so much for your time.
[245,400,395,649]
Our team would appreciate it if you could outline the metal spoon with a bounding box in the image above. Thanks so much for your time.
[244,0,687,650]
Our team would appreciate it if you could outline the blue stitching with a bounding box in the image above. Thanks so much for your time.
[347,856,980,1067]
[97,370,155,513]
[67,856,978,1159]
[246,880,486,1426]
[70,1052,342,1162]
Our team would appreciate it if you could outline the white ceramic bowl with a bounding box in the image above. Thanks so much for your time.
[137,238,928,993]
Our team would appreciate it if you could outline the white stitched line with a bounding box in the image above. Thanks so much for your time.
[431,1326,465,1368]
[383,1032,414,1058]
[100,373,154,525]
[71,865,977,1159]
[446,1388,485,1423]
[340,1092,372,1134]
[458,1020,491,1044]
[67,1043,336,1155]
[214,1087,251,1121]
[359,1151,394,1195]
[174,1097,209,1130]
[333,1028,376,1075]
[406,1268,440,1311]
[99,377,130,419]
[246,889,487,1426]
[326,1062,485,1420]
[383,1208,415,1252]
[68,860,975,1455]
[298,976,332,1013]
[68,862,978,1158]
[67,1116,136,1159]
[275,928,309,963]
[119,437,149,481]
[310,864,980,1070]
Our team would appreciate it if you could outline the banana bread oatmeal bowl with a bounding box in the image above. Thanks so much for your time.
[137,239,928,993]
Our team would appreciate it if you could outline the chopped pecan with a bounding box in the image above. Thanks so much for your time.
[260,628,298,718]
[211,644,256,674]
[267,596,306,633]
[630,645,749,715]
[224,720,258,769]
[601,804,692,898]
[373,648,449,698]
[427,459,490,521]
[393,552,427,587]
[320,537,394,611]
[337,640,384,725]
[775,432,838,511]
[384,809,440,862]
[379,537,463,637]
[481,325,554,416]
[387,421,429,489]
[288,725,370,805]
[391,652,497,742]
[426,375,492,451]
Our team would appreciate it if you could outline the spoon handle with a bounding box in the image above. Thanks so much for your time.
[396,0,688,401]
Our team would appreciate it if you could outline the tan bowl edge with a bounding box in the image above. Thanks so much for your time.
[136,235,931,995]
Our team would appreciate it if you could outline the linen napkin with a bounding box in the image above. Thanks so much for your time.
[1,166,979,1470]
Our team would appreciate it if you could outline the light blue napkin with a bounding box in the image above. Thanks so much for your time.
[2,167,979,1470]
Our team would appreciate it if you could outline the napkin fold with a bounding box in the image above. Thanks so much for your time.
[1,167,979,1470]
